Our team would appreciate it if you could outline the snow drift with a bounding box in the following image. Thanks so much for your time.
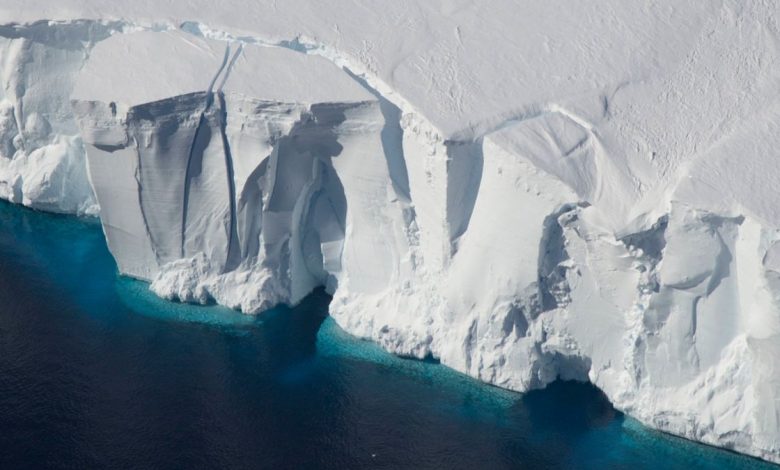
[2,0,780,463]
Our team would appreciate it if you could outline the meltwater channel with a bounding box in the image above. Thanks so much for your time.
[0,201,773,469]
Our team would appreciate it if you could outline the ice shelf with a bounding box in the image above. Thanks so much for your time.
[1,1,780,463]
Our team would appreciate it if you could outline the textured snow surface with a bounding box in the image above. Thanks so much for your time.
[3,0,780,463]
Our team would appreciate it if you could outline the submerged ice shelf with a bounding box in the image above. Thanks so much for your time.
[2,0,780,464]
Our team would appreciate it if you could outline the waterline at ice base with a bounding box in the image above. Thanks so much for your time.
[1,0,780,464]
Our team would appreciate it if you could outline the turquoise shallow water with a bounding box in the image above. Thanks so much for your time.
[0,200,774,469]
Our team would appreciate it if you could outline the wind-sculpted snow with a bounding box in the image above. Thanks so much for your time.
[3,1,780,463]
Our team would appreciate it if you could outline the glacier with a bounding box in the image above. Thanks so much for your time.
[2,0,780,464]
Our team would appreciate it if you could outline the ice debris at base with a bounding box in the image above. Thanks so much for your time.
[3,0,780,463]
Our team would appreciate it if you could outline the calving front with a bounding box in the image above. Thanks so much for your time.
[1,2,779,464]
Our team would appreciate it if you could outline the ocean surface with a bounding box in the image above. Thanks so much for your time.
[0,200,774,470]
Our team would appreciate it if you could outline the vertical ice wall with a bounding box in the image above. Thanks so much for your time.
[5,14,778,464]
[71,31,415,313]
[0,21,132,214]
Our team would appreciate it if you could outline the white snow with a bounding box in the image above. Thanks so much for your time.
[2,0,780,463]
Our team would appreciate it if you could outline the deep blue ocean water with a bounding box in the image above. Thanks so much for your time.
[0,200,774,470]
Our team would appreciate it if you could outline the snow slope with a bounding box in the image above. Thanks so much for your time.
[2,0,780,463]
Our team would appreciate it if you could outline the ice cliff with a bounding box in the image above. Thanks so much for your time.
[2,0,780,463]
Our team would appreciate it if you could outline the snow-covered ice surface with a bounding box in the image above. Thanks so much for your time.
[2,0,780,463]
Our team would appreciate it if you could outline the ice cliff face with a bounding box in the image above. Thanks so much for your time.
[0,20,133,214]
[72,31,412,316]
[3,1,780,464]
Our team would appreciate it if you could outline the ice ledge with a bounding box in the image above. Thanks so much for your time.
[2,10,780,465]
